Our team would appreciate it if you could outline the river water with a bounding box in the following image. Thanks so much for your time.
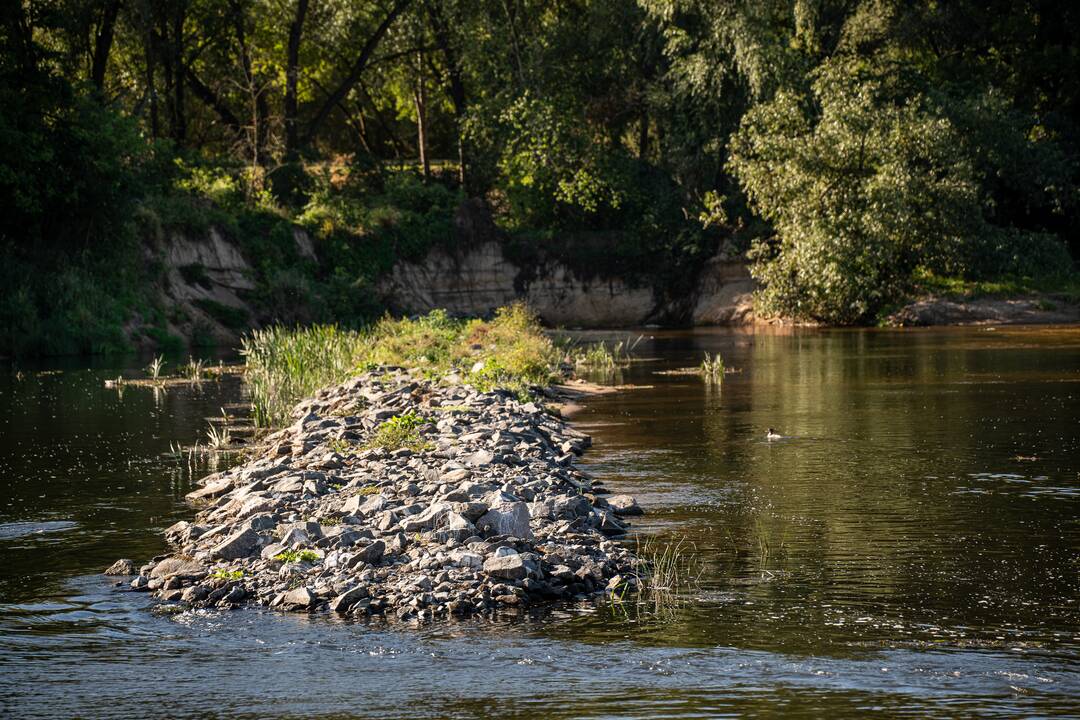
[1,327,1077,718]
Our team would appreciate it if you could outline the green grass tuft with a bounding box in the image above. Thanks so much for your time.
[274,549,321,564]
[209,568,244,581]
[364,412,429,451]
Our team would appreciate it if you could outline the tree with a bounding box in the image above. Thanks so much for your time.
[730,54,1072,324]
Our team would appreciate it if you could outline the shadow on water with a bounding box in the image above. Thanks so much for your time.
[1,327,1078,717]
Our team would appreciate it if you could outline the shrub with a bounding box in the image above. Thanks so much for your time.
[730,55,1075,324]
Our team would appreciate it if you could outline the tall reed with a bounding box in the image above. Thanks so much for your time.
[242,324,367,427]
[242,304,560,428]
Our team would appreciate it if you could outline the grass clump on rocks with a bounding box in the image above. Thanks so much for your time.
[364,412,429,451]
[243,303,559,427]
[274,549,321,564]
[209,569,244,581]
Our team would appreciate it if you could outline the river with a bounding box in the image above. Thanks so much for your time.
[1,326,1077,718]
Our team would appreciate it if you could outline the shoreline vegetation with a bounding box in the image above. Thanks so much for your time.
[242,304,561,428]
[4,2,1080,359]
[106,305,667,622]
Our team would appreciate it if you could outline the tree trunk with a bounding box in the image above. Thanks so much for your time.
[143,14,159,137]
[304,0,411,146]
[170,2,187,142]
[91,0,122,90]
[185,66,243,137]
[638,110,648,160]
[229,0,268,164]
[414,51,429,179]
[426,0,467,186]
[284,0,309,159]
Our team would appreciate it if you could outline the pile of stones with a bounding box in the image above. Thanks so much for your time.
[108,367,644,621]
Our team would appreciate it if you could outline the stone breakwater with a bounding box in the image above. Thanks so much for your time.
[110,368,644,621]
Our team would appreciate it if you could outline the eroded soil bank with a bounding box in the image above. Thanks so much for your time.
[110,368,642,621]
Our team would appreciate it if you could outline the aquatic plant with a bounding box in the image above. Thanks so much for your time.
[571,334,644,370]
[574,341,618,370]
[183,357,206,381]
[632,537,704,619]
[146,355,166,381]
[242,324,367,428]
[700,352,724,384]
[205,413,232,449]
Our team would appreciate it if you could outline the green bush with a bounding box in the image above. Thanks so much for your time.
[730,55,1074,324]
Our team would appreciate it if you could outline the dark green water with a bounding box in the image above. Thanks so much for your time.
[1,327,1078,718]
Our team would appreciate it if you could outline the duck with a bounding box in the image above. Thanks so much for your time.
[766,427,782,441]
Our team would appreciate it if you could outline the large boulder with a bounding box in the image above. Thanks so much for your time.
[210,528,261,560]
[149,556,206,579]
[476,493,532,539]
[104,558,137,576]
[279,586,317,610]
[483,552,528,580]
[606,494,643,516]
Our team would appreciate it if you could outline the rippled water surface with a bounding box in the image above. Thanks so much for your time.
[1,327,1078,718]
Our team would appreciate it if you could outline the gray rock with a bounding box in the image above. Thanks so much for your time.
[104,558,136,576]
[329,585,369,613]
[280,586,317,610]
[181,585,209,603]
[606,494,643,516]
[149,556,206,579]
[441,469,471,483]
[247,514,278,531]
[361,494,388,514]
[340,494,363,515]
[554,495,592,518]
[210,528,261,560]
[280,521,325,541]
[261,542,285,560]
[483,554,528,580]
[449,550,483,568]
[220,586,247,605]
[465,449,494,467]
[279,527,310,548]
[595,510,626,535]
[434,512,475,543]
[400,502,449,533]
[454,501,488,521]
[164,520,206,546]
[476,498,532,539]
[350,540,385,566]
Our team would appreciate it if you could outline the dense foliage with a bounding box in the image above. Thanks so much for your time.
[2,0,1079,353]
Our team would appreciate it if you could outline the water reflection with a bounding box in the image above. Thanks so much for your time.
[567,326,1079,663]
[1,328,1078,717]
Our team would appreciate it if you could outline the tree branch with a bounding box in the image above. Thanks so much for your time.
[303,0,411,146]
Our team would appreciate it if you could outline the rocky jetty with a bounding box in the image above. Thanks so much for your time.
[120,367,642,621]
